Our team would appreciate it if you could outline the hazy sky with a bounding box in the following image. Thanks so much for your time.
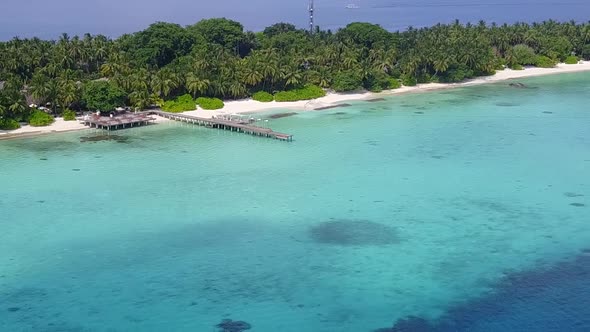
[1,0,588,40]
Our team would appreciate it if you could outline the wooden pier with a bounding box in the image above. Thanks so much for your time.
[150,110,293,141]
[81,113,156,130]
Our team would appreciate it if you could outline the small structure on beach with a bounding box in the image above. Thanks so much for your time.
[79,109,293,141]
[80,112,156,130]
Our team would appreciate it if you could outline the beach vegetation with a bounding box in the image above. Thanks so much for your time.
[364,71,393,92]
[565,55,579,64]
[274,85,326,102]
[0,118,20,130]
[63,109,77,121]
[28,110,55,127]
[196,97,224,110]
[509,44,537,66]
[252,91,274,102]
[401,75,418,87]
[162,94,197,113]
[387,78,402,89]
[535,55,557,68]
[439,65,475,83]
[332,71,363,92]
[1,19,590,123]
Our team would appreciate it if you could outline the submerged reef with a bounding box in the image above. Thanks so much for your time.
[216,319,252,332]
[80,135,130,143]
[373,316,432,332]
[309,219,398,246]
[372,251,590,331]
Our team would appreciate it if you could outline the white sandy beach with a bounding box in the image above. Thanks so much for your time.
[2,61,590,138]
[187,61,590,118]
[0,115,170,139]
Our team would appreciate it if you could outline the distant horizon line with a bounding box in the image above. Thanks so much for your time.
[2,17,587,42]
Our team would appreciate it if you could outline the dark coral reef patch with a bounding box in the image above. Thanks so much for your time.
[309,219,399,246]
[216,319,252,332]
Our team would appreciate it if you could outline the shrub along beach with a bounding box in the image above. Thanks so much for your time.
[2,19,590,135]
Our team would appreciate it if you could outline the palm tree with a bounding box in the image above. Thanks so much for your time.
[7,91,27,118]
[259,59,279,90]
[228,81,247,99]
[57,77,79,111]
[185,73,210,98]
[280,64,303,88]
[241,62,263,87]
[129,89,150,110]
[308,67,331,88]
[29,72,51,104]
[151,69,178,97]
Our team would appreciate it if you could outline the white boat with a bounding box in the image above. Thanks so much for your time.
[345,3,360,9]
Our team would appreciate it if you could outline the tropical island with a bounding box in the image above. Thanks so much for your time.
[1,19,590,132]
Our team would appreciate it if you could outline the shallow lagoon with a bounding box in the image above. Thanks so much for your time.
[1,73,589,331]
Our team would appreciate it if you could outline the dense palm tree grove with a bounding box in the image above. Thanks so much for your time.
[1,18,590,126]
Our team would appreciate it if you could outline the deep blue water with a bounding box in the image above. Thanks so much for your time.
[379,249,590,332]
[1,0,588,40]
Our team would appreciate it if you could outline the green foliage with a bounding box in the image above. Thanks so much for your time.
[337,22,391,48]
[332,71,362,92]
[82,81,126,111]
[196,97,224,110]
[510,44,537,66]
[28,110,55,127]
[387,78,402,89]
[510,64,524,70]
[401,75,417,87]
[263,23,297,38]
[543,36,573,61]
[440,65,475,83]
[0,118,20,130]
[63,109,76,121]
[363,72,391,92]
[416,73,433,84]
[162,94,197,113]
[564,55,579,64]
[188,18,245,51]
[124,22,194,67]
[252,91,274,102]
[274,85,326,102]
[1,18,589,113]
[535,55,557,68]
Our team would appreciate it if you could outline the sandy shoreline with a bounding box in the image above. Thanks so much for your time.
[193,61,590,118]
[2,62,590,139]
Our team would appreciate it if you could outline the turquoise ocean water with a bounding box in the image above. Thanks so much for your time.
[1,73,589,331]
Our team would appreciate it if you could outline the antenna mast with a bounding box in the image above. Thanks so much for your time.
[308,0,315,34]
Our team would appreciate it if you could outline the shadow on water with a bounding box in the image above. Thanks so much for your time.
[79,134,131,143]
[374,250,590,332]
[268,112,297,119]
[309,219,399,246]
[8,140,79,153]
[495,102,521,107]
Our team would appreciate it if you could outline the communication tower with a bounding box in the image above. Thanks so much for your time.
[308,0,315,34]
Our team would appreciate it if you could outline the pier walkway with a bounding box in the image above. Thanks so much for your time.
[149,110,293,141]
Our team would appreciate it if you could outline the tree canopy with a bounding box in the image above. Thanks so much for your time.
[1,18,590,123]
[82,80,126,111]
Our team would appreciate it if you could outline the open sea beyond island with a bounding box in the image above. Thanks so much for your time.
[1,73,590,331]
